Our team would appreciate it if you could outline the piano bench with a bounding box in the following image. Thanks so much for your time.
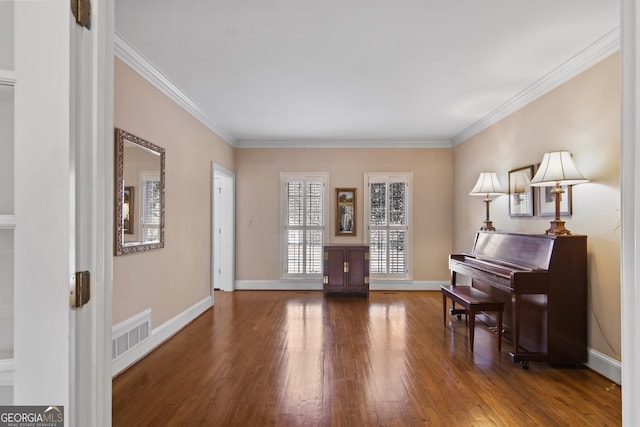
[441,285,504,353]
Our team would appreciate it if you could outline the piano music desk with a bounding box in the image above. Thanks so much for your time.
[441,284,504,352]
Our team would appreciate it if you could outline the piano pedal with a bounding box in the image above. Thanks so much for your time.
[488,326,507,336]
[449,308,467,323]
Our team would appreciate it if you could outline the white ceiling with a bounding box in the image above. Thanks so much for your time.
[114,1,620,147]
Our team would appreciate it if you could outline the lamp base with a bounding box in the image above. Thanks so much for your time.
[481,220,496,231]
[545,220,571,235]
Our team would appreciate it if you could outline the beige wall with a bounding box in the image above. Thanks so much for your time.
[234,148,454,281]
[113,59,234,326]
[453,53,621,360]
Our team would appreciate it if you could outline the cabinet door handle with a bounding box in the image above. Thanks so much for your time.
[344,262,349,273]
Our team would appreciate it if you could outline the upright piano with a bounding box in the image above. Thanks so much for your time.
[449,231,587,365]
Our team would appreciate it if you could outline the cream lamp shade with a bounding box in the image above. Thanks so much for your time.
[469,172,506,196]
[529,151,589,187]
[469,172,505,231]
[529,151,589,235]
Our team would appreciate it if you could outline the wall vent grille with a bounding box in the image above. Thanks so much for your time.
[112,309,151,361]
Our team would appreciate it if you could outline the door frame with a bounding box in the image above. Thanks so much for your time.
[69,0,113,424]
[12,1,112,423]
[212,162,235,293]
[621,0,640,423]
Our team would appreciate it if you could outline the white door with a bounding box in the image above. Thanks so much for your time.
[213,175,223,291]
[212,163,235,293]
[12,0,74,412]
[6,0,112,425]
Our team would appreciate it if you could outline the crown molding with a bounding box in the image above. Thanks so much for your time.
[235,139,453,149]
[452,27,621,146]
[113,33,236,146]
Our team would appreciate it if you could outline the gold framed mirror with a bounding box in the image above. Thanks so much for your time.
[114,128,165,255]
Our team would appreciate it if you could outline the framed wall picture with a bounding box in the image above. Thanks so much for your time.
[538,185,572,217]
[336,188,356,236]
[508,165,535,217]
[123,186,134,234]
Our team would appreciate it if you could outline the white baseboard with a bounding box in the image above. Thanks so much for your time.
[111,295,212,377]
[235,280,321,291]
[586,347,621,384]
[234,280,447,291]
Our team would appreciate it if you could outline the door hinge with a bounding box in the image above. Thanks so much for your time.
[71,0,92,29]
[70,271,91,309]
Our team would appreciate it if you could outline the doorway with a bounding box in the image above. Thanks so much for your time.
[212,163,235,294]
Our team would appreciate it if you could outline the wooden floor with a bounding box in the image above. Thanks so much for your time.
[112,291,622,426]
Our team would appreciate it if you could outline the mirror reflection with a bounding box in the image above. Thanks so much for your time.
[115,128,165,255]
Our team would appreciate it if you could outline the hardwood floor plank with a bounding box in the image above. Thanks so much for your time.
[113,291,621,426]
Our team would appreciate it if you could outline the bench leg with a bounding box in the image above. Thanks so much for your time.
[442,294,447,327]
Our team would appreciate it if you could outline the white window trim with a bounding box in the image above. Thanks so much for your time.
[364,172,413,280]
[280,172,329,279]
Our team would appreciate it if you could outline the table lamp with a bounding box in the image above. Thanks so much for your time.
[529,151,589,235]
[469,172,505,231]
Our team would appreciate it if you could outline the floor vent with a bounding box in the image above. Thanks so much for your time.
[112,309,151,361]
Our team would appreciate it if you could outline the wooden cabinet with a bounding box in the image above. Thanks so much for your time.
[323,245,369,296]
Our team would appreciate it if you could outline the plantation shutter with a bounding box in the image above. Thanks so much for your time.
[142,173,161,242]
[283,174,327,277]
[366,174,410,279]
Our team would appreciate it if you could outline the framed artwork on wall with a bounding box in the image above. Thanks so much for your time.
[538,185,572,217]
[336,188,356,236]
[123,186,134,234]
[508,165,535,217]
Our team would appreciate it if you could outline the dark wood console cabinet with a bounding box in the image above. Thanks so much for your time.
[323,244,369,296]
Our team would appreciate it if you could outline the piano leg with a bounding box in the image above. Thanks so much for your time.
[512,293,520,354]
[497,307,502,352]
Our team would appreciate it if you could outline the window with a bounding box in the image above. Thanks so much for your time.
[141,172,161,242]
[365,173,412,279]
[281,173,328,278]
